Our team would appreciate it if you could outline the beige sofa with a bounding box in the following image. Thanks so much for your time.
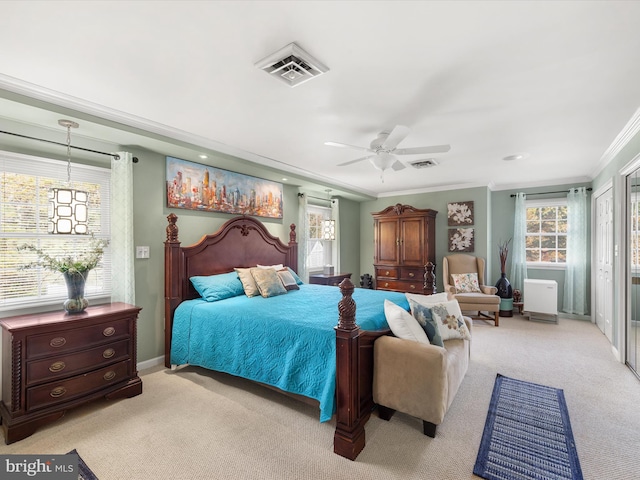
[372,317,472,437]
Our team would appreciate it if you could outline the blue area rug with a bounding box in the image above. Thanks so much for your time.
[473,374,583,480]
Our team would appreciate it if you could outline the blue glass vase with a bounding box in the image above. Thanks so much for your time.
[63,270,90,314]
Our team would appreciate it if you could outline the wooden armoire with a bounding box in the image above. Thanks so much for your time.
[372,204,437,295]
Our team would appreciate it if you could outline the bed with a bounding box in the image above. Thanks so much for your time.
[164,213,409,460]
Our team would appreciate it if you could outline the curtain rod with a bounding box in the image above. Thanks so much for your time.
[510,187,592,198]
[0,129,139,163]
[297,193,334,203]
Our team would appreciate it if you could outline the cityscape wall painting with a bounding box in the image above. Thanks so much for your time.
[166,156,283,219]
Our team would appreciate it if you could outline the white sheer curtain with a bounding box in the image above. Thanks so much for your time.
[110,152,135,304]
[563,187,588,314]
[297,193,309,283]
[331,198,340,273]
[510,192,528,292]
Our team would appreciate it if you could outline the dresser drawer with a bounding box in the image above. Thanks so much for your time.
[400,267,424,281]
[375,267,398,279]
[26,318,130,359]
[27,360,131,411]
[27,339,130,386]
[377,279,424,293]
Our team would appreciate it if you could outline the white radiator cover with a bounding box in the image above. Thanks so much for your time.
[523,279,558,319]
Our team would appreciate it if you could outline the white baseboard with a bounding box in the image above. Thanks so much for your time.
[137,355,164,371]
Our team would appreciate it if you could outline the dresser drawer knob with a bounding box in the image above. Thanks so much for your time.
[50,386,67,398]
[103,327,116,337]
[385,271,390,276]
[49,361,66,373]
[103,370,116,381]
[409,285,416,290]
[384,282,389,287]
[408,272,415,278]
[103,348,116,359]
[49,337,66,348]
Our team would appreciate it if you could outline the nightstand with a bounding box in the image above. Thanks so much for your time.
[0,302,143,444]
[308,273,352,286]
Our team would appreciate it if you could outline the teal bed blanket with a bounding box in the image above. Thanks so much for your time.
[171,284,409,422]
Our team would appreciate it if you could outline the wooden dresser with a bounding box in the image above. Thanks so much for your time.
[372,204,437,295]
[0,302,142,444]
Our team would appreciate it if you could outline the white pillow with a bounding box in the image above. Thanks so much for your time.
[383,300,430,344]
[405,292,449,313]
[257,264,284,271]
[428,299,471,341]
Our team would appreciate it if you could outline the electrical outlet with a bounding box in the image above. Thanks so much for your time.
[136,246,150,259]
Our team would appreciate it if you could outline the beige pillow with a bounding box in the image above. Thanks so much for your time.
[451,273,482,293]
[234,268,260,297]
[250,267,287,298]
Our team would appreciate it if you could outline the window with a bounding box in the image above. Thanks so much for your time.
[306,205,333,272]
[0,151,111,310]
[525,199,567,266]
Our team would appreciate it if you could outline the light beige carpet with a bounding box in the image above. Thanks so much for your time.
[3,315,640,479]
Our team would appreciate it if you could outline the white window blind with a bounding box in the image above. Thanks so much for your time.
[306,205,332,272]
[0,151,111,310]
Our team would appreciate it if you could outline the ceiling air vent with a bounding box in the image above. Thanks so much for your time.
[410,159,439,169]
[255,42,329,87]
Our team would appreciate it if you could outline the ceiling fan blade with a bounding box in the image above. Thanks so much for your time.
[391,160,406,171]
[324,141,373,153]
[394,144,451,155]
[380,125,410,150]
[336,155,374,167]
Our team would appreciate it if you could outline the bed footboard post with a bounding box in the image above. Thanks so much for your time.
[334,278,366,461]
[164,213,182,369]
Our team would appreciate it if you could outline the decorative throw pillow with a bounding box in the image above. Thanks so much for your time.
[286,267,304,285]
[451,273,481,293]
[190,272,244,302]
[405,292,449,309]
[234,267,260,297]
[277,268,300,291]
[408,299,444,347]
[383,300,430,344]
[250,267,288,298]
[428,300,471,341]
[257,264,285,271]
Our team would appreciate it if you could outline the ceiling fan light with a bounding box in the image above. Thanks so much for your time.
[370,152,395,172]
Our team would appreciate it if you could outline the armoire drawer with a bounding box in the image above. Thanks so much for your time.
[375,267,398,279]
[27,360,131,411]
[400,267,424,281]
[26,318,130,359]
[377,279,424,292]
[26,338,130,385]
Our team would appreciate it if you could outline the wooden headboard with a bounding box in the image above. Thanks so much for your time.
[164,213,298,367]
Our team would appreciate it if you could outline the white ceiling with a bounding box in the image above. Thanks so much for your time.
[1,1,640,199]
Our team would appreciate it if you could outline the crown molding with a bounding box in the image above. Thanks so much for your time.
[591,107,640,179]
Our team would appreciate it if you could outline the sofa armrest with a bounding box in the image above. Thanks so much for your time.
[373,336,449,424]
[480,285,498,295]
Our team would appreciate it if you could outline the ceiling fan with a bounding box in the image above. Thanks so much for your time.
[325,125,451,180]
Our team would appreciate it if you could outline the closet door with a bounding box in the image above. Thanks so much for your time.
[627,169,640,374]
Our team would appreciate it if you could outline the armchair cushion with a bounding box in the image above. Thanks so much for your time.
[451,272,481,293]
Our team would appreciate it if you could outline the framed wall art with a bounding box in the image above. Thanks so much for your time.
[166,156,283,219]
[447,201,474,226]
[448,228,474,252]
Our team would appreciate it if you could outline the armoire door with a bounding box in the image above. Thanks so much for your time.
[399,217,425,266]
[375,217,399,265]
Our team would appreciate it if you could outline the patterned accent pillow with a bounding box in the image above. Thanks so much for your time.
[234,267,260,297]
[406,292,449,308]
[408,299,444,347]
[451,273,481,293]
[428,300,471,341]
[250,267,288,298]
[277,268,300,291]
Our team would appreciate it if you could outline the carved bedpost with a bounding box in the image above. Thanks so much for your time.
[288,223,299,273]
[334,278,366,461]
[424,261,436,294]
[164,213,182,368]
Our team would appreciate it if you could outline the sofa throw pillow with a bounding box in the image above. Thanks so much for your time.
[408,299,444,347]
[428,300,471,341]
[234,267,260,297]
[383,300,430,344]
[451,273,481,293]
[277,268,300,291]
[405,292,449,310]
[250,267,288,298]
[190,272,245,302]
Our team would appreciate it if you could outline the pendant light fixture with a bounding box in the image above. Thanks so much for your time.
[48,119,89,234]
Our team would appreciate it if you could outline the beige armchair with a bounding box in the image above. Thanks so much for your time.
[372,317,472,437]
[443,254,500,326]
